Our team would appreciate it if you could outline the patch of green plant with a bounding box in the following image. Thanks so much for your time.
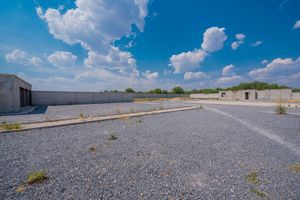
[27,171,48,184]
[137,119,143,123]
[246,172,259,184]
[108,133,118,140]
[0,121,22,131]
[288,163,300,174]
[79,112,84,118]
[250,188,267,198]
[274,104,286,114]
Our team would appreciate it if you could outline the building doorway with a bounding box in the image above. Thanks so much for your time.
[245,92,249,100]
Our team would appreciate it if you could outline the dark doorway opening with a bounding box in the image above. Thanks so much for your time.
[19,87,31,107]
[255,92,258,99]
[245,92,249,100]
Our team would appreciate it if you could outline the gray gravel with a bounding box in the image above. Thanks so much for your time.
[0,101,195,124]
[0,105,299,199]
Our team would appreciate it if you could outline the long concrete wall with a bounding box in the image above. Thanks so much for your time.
[190,93,219,99]
[32,91,188,106]
[292,92,300,100]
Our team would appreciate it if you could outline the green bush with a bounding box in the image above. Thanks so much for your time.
[275,104,286,114]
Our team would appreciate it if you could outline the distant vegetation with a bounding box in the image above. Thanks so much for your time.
[118,82,297,94]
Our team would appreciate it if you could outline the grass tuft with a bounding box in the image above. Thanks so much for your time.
[79,112,84,118]
[274,104,286,114]
[250,188,267,198]
[15,185,26,193]
[27,171,48,184]
[108,133,118,140]
[0,121,22,131]
[246,172,259,184]
[288,163,300,174]
[88,145,97,152]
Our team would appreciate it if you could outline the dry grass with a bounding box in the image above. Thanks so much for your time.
[274,104,286,114]
[288,163,300,174]
[250,188,267,198]
[15,185,26,193]
[27,171,48,184]
[245,172,259,184]
[0,121,22,131]
[108,133,118,140]
[88,145,97,152]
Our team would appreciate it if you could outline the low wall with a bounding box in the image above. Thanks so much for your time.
[32,91,188,106]
[190,93,219,99]
[292,92,300,100]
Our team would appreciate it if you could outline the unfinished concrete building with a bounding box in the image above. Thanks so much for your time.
[0,74,32,113]
[219,89,293,102]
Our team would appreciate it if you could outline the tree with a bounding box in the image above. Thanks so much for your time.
[153,88,162,94]
[172,86,185,94]
[125,88,135,93]
[162,90,169,94]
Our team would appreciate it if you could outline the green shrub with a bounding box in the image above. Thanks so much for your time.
[0,121,22,131]
[27,171,48,184]
[275,104,286,114]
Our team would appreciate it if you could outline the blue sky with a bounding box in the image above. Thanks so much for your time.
[1,0,300,91]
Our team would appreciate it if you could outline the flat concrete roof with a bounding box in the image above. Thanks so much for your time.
[0,74,32,87]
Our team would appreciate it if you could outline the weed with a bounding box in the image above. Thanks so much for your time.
[79,112,84,118]
[15,185,26,193]
[0,121,22,131]
[88,145,97,152]
[137,119,143,123]
[116,108,121,114]
[288,163,300,174]
[250,188,267,198]
[108,133,118,140]
[27,171,48,184]
[159,102,164,110]
[274,104,286,114]
[245,172,259,184]
[130,107,134,113]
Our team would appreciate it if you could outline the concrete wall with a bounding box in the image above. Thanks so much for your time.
[32,91,188,106]
[190,93,219,99]
[0,74,32,113]
[292,92,300,100]
[218,89,293,102]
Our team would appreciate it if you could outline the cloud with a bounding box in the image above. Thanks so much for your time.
[251,41,263,47]
[222,64,234,75]
[37,0,149,53]
[84,46,138,76]
[293,19,300,30]
[249,56,300,80]
[168,26,227,73]
[47,51,77,67]
[231,33,246,50]
[5,49,42,66]
[217,75,242,86]
[261,59,269,64]
[184,71,208,80]
[37,0,150,84]
[142,70,159,80]
[201,27,227,52]
[168,49,207,73]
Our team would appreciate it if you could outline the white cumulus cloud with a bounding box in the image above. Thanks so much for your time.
[231,33,246,50]
[5,49,42,66]
[184,71,208,80]
[293,19,300,30]
[169,49,207,73]
[201,27,227,52]
[222,64,234,75]
[251,41,263,47]
[48,51,77,67]
[217,75,242,85]
[142,70,159,80]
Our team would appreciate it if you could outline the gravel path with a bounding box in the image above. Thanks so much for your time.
[0,105,299,199]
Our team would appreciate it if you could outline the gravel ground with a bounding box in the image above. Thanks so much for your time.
[0,101,195,124]
[0,105,299,199]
